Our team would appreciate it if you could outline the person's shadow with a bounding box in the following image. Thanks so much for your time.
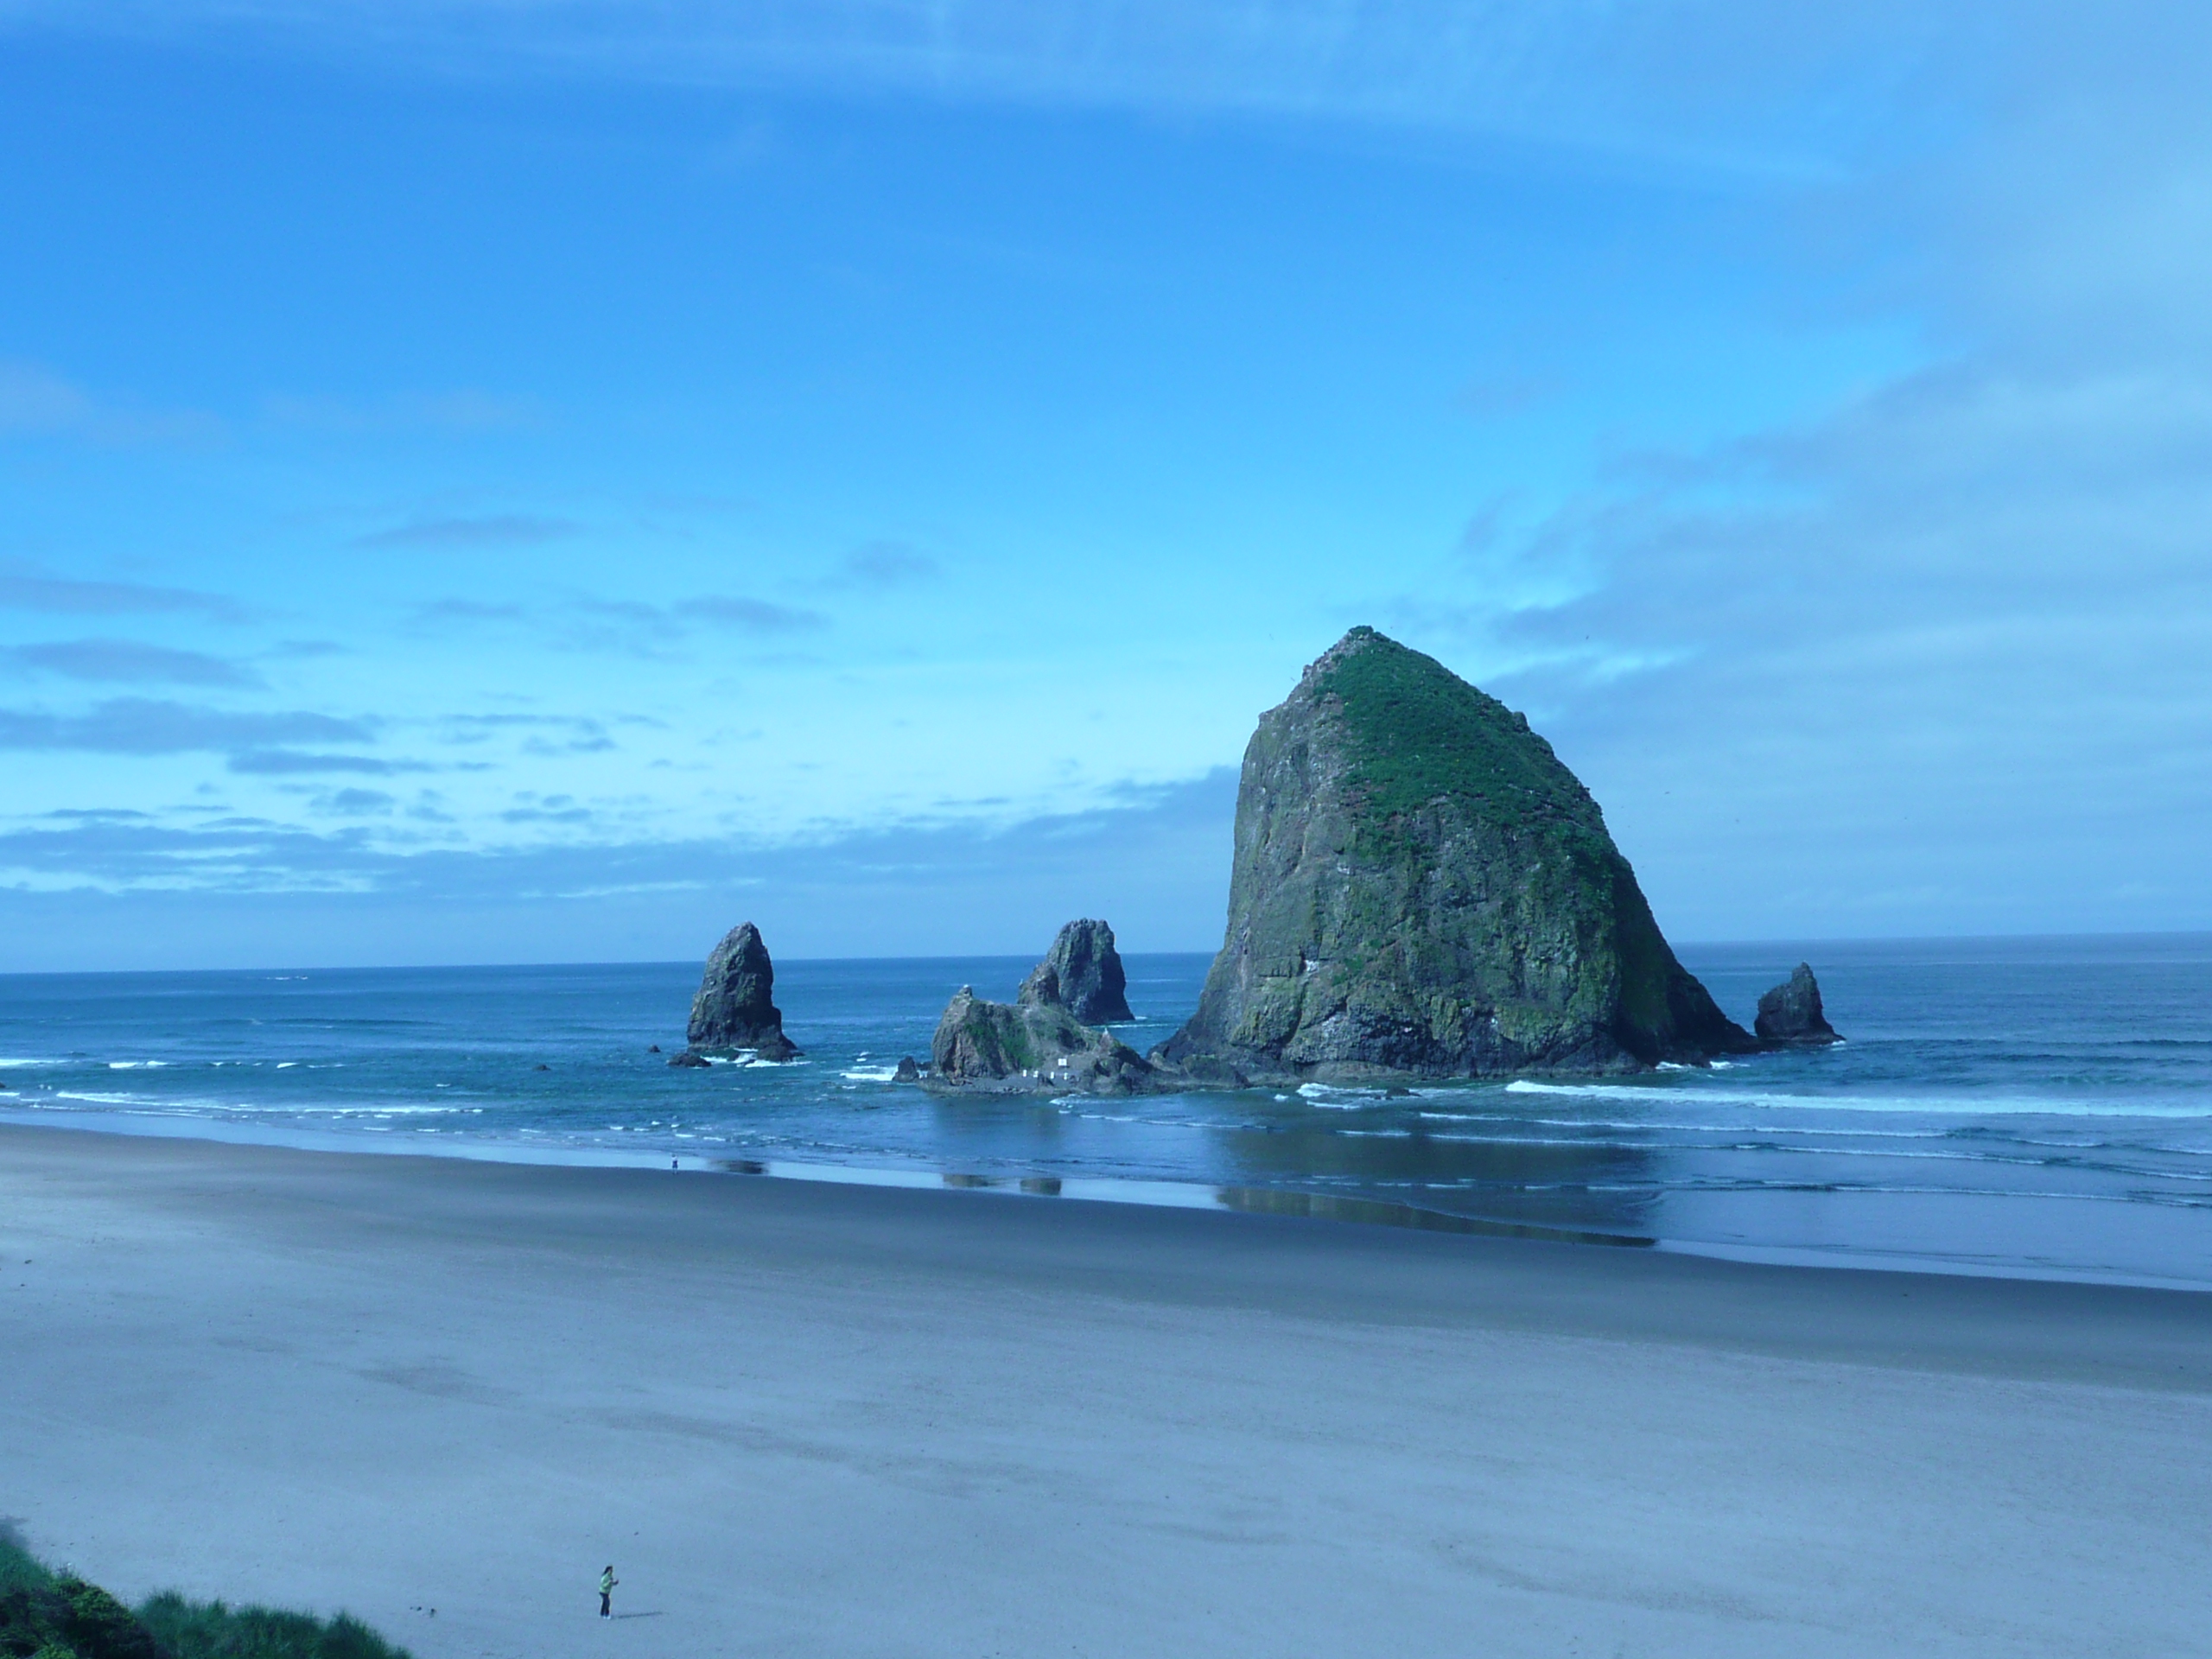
[610,1611,665,1620]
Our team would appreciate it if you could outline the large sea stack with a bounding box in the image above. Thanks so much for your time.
[1157,627,1752,1084]
[1018,918,1135,1024]
[684,921,801,1062]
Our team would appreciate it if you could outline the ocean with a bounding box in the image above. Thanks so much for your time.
[3,933,2209,1289]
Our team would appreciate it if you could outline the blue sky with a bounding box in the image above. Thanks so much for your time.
[3,2,2209,969]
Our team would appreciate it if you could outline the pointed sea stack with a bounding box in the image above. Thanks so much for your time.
[1157,627,1753,1084]
[1755,963,1840,1045]
[1018,918,1135,1023]
[684,921,801,1062]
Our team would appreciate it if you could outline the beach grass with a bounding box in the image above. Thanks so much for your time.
[0,1530,408,1659]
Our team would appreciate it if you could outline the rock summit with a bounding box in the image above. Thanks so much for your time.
[1018,918,1135,1024]
[1156,626,1753,1084]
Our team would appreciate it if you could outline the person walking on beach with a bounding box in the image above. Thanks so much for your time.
[599,1566,617,1618]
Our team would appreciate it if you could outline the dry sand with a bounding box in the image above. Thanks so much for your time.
[4,1121,2210,1658]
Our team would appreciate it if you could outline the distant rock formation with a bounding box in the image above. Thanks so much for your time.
[667,1050,711,1068]
[1755,963,1840,1045]
[1157,626,1754,1084]
[1017,918,1135,1024]
[685,921,802,1061]
[893,1055,924,1084]
[930,985,1155,1096]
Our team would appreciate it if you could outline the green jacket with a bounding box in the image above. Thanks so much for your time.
[600,1570,616,1594]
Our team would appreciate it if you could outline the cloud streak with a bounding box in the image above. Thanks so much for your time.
[354,513,580,549]
[685,594,829,632]
[0,565,255,622]
[0,699,372,755]
[5,639,264,688]
[0,1,1974,182]
[226,748,427,776]
[832,540,940,587]
[0,359,222,445]
[0,767,1240,963]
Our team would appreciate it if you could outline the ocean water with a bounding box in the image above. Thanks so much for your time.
[3,935,2209,1289]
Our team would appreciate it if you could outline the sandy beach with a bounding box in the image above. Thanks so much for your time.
[4,1122,2210,1658]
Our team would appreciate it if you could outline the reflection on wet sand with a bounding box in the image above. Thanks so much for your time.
[1211,1114,1662,1240]
[1208,1185,1653,1247]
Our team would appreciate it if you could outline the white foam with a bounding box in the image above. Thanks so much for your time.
[1297,1083,1385,1109]
[106,1060,169,1070]
[840,1066,900,1084]
[1500,1078,2212,1120]
[48,1089,467,1118]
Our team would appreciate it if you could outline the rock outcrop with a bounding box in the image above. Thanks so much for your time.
[1156,626,1753,1084]
[684,921,801,1061]
[893,1055,924,1084]
[930,985,1156,1096]
[1755,963,1840,1045]
[1017,918,1135,1023]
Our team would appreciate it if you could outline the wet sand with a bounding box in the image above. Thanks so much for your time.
[4,1121,2210,1657]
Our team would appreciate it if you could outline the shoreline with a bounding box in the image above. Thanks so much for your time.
[7,1116,2211,1382]
[9,1105,2211,1295]
[7,1121,2212,1657]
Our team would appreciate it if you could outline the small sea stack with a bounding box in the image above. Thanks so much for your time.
[683,921,802,1062]
[929,984,1155,1096]
[1755,963,1841,1046]
[1018,918,1135,1024]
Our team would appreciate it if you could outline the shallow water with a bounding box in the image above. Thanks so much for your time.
[3,935,2209,1287]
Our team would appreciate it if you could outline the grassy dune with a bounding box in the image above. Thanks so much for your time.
[0,1530,407,1659]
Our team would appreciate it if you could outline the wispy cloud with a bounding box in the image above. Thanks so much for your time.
[0,564,255,622]
[0,360,222,445]
[687,594,830,632]
[0,699,371,755]
[354,514,580,550]
[405,597,528,626]
[314,788,396,815]
[6,639,264,689]
[227,749,424,776]
[399,591,831,653]
[0,2,1944,183]
[440,713,617,754]
[0,767,1242,961]
[499,792,592,824]
[832,539,941,587]
[261,388,543,433]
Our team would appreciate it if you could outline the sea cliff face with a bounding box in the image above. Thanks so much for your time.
[1158,627,1751,1084]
